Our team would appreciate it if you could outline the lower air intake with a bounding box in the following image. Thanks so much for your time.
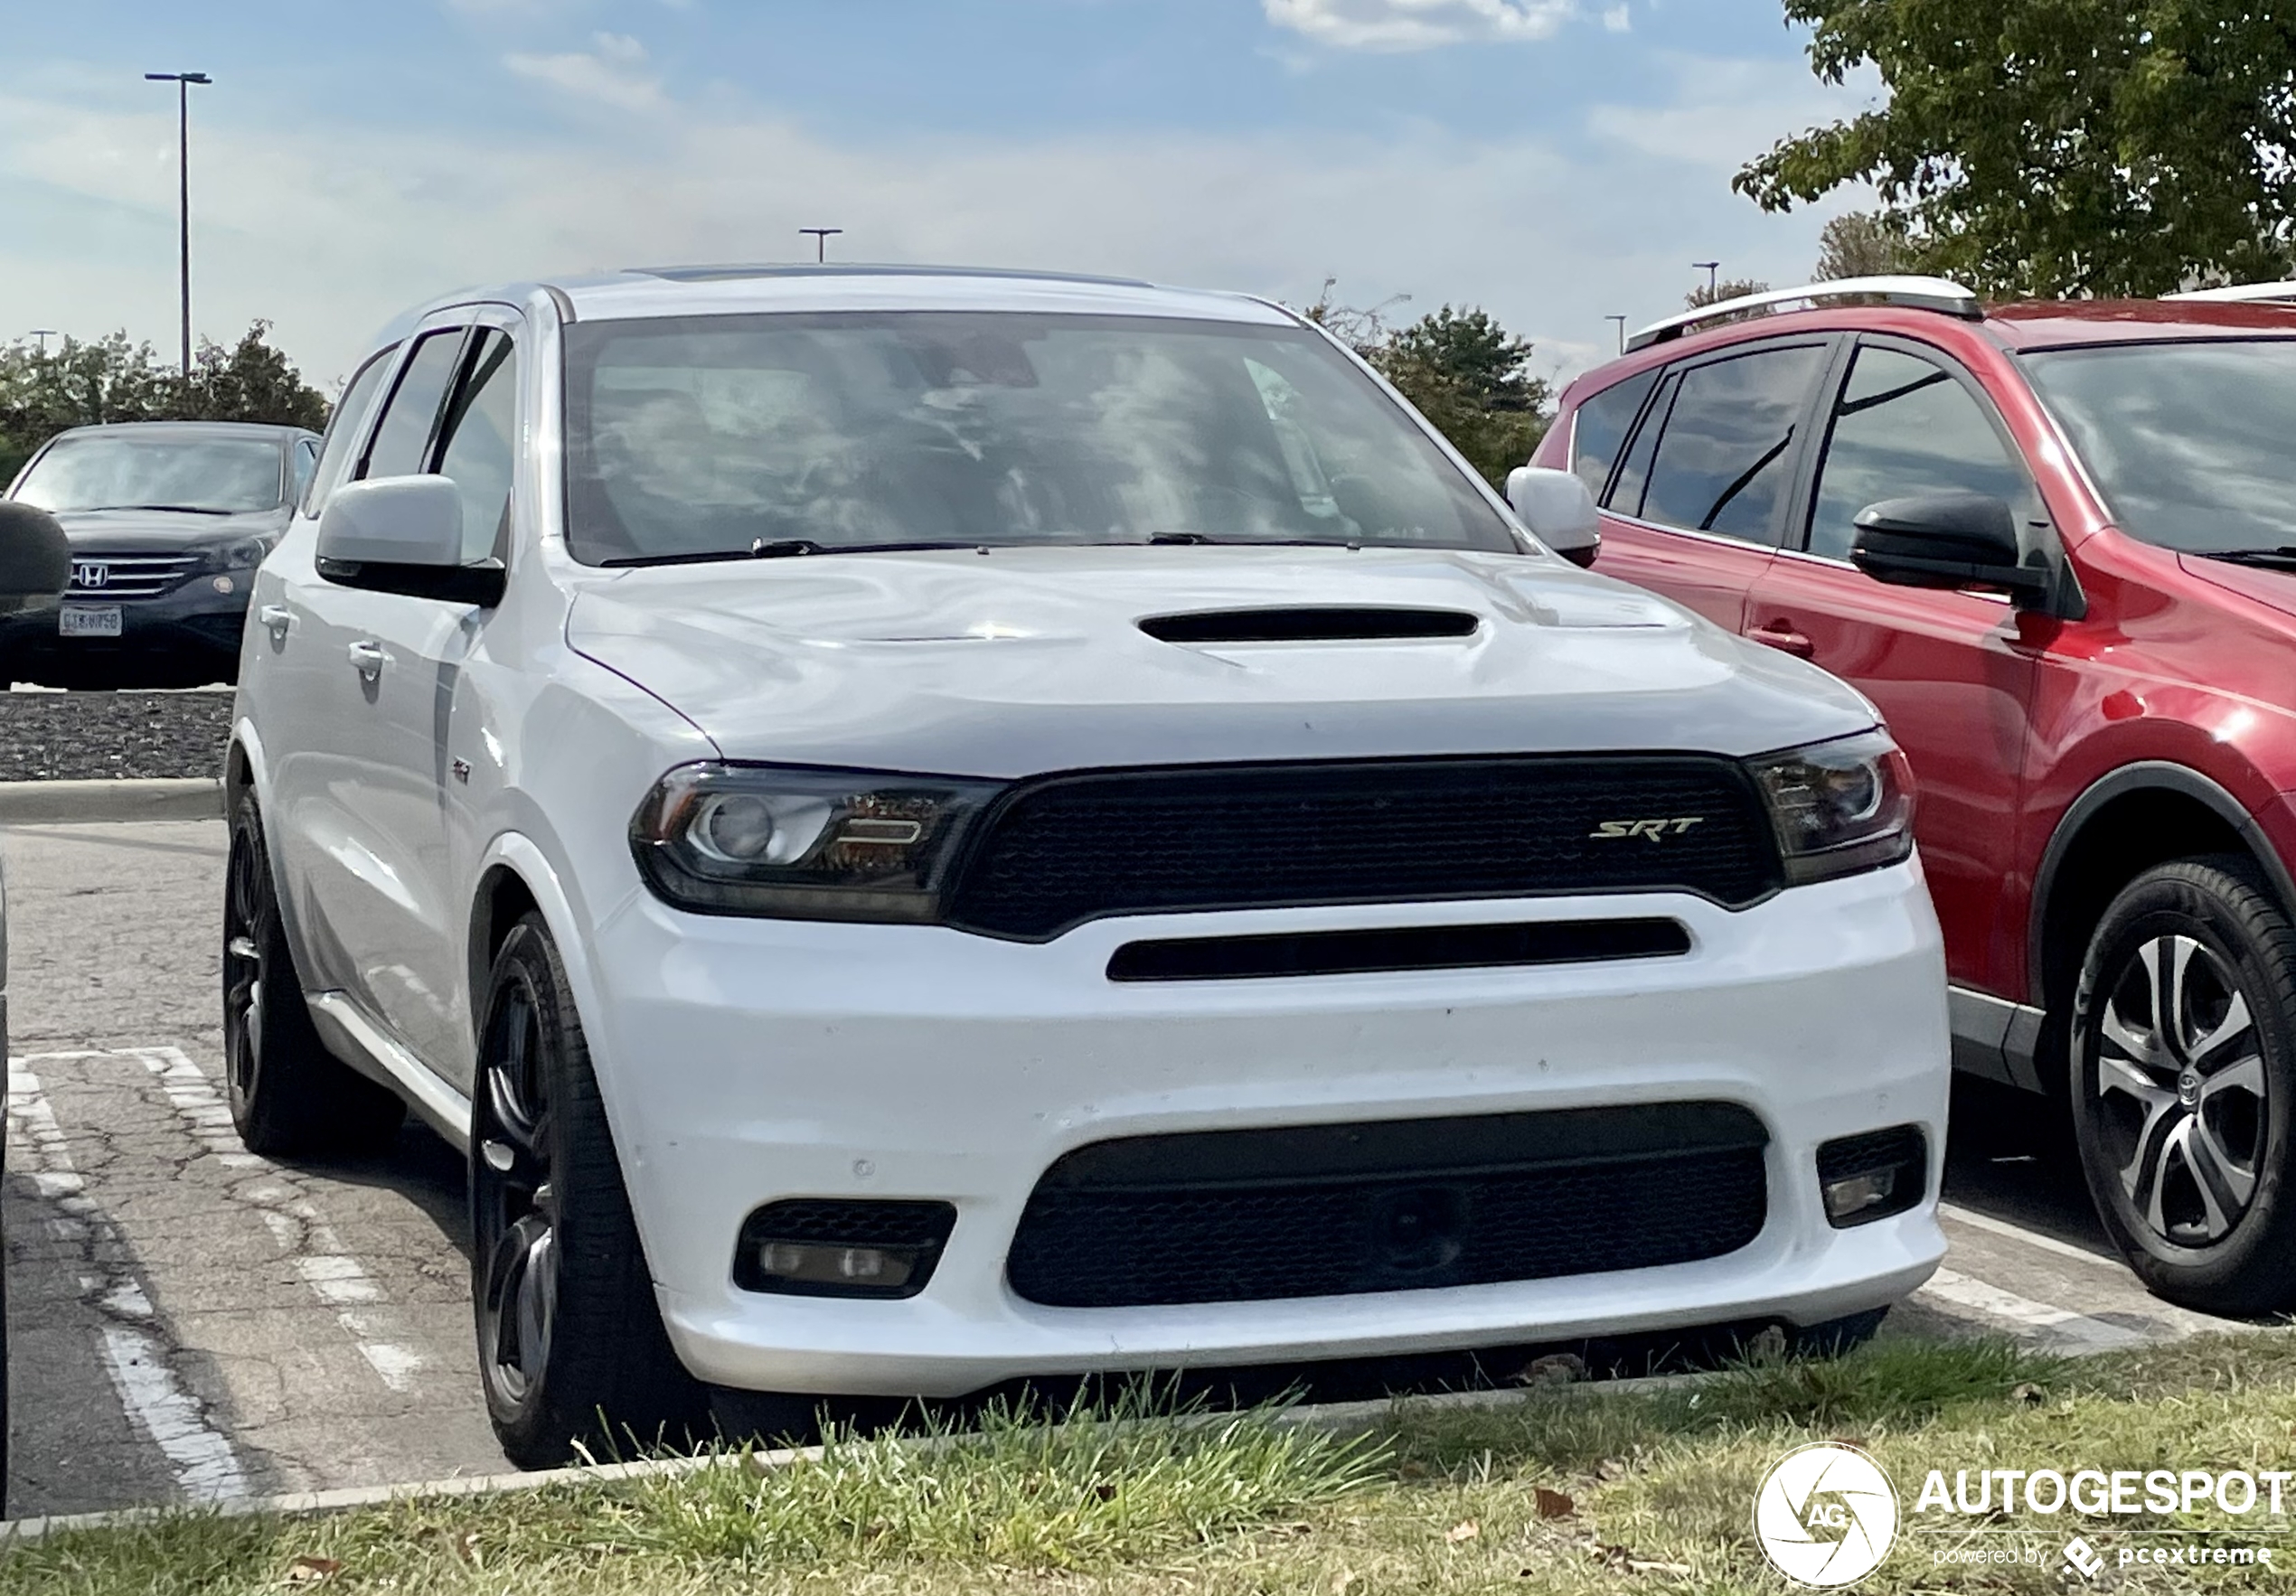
[1006,1103,1769,1308]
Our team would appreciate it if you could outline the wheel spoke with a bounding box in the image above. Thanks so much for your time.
[2120,1093,2184,1206]
[2099,1049,2174,1110]
[2100,1003,2157,1068]
[2157,936,2202,1066]
[2189,989,2255,1071]
[2199,1052,2266,1104]
[2187,1111,2258,1216]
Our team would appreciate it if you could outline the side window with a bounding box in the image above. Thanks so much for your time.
[1605,370,1677,515]
[291,439,319,502]
[1807,344,2039,561]
[1638,344,1828,545]
[360,329,466,481]
[300,346,397,517]
[433,329,518,563]
[1569,369,1657,501]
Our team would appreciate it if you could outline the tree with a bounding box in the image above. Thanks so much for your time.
[1815,211,1912,280]
[1687,277,1772,309]
[1736,2,2296,297]
[0,322,329,486]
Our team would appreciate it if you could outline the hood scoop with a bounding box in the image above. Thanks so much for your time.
[1139,606,1480,644]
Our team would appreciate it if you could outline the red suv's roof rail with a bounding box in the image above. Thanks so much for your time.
[2166,280,2296,304]
[1626,275,1984,352]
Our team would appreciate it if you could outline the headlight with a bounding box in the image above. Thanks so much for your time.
[216,536,274,570]
[1744,729,1915,886]
[629,763,1004,921]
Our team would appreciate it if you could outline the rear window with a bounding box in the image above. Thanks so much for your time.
[560,311,1519,565]
[2023,340,2296,553]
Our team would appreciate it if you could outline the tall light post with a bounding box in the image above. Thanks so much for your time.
[27,330,57,358]
[799,227,842,263]
[1605,315,1627,355]
[146,71,212,375]
[1692,259,1721,299]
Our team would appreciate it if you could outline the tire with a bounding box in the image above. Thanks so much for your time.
[2070,857,2296,1314]
[222,792,405,1156]
[471,914,706,1467]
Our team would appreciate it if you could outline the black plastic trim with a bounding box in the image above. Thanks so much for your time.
[1140,607,1479,643]
[1107,917,1689,982]
[732,1198,957,1300]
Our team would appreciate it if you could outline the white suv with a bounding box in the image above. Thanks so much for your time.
[227,265,1950,1466]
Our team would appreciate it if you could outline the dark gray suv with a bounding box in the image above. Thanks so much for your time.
[4,421,320,688]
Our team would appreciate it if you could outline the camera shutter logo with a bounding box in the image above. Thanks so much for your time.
[1754,1442,1898,1587]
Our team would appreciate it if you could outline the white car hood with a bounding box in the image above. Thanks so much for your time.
[565,546,1875,776]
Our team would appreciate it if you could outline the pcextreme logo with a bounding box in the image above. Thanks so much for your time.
[1754,1443,1900,1588]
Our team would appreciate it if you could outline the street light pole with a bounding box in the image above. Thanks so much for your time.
[27,330,57,358]
[146,71,212,376]
[799,227,842,263]
[1692,259,1721,299]
[1605,315,1627,355]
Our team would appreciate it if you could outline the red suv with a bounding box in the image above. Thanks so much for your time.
[1531,279,2296,1313]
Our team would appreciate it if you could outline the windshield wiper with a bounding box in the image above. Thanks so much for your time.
[600,539,984,568]
[80,502,235,516]
[1144,531,1362,549]
[2193,546,2296,568]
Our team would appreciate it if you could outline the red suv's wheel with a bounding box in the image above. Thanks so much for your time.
[2071,858,2296,1314]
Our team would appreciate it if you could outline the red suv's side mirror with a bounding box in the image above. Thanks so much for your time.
[1850,492,2053,605]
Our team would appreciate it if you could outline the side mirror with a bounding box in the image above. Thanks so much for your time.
[316,475,504,606]
[1504,465,1601,569]
[1849,492,2052,603]
[0,502,71,614]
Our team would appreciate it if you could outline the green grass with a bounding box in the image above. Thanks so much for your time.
[13,1334,2296,1594]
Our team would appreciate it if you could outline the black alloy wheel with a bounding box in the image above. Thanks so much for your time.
[221,792,402,1156]
[2072,858,2296,1314]
[470,915,704,1467]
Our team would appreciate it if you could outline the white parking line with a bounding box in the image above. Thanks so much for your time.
[1915,1266,2150,1352]
[5,1061,252,1502]
[20,1047,431,1395]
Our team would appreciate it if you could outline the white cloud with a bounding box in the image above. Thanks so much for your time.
[503,32,663,110]
[0,52,1868,391]
[1264,0,1576,51]
[1601,5,1630,32]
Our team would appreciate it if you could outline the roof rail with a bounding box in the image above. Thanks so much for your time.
[2165,280,2296,304]
[1625,275,1983,353]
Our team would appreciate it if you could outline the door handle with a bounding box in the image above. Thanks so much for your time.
[258,605,293,642]
[1748,620,1816,659]
[347,639,389,680]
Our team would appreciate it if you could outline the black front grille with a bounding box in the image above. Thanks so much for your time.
[1006,1103,1770,1309]
[946,756,1780,941]
[1106,917,1691,982]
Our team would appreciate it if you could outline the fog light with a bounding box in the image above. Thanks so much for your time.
[1814,1125,1926,1228]
[733,1198,957,1299]
[212,575,235,595]
[756,1241,917,1291]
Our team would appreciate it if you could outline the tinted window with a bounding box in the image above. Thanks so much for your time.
[434,330,517,562]
[1638,344,1826,545]
[1605,370,1677,514]
[1569,369,1657,501]
[14,433,284,513]
[302,347,395,517]
[2024,341,2296,553]
[561,312,1518,565]
[1808,346,2037,560]
[361,330,465,480]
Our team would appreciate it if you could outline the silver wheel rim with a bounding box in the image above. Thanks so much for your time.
[222,830,267,1106]
[2094,933,2269,1245]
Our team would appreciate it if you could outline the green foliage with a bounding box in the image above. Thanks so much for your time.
[1815,211,1914,279]
[1301,284,1554,488]
[1738,1,2296,297]
[0,323,328,487]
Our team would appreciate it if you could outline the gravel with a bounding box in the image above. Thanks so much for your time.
[0,690,233,782]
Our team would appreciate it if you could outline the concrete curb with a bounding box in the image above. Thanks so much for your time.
[0,777,223,825]
[0,1371,1707,1543]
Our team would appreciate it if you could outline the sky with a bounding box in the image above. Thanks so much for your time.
[0,0,1881,392]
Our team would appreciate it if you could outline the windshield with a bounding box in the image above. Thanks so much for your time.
[2022,341,2296,553]
[561,311,1519,565]
[13,432,286,515]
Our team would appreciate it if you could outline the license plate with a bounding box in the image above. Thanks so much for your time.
[58,605,122,638]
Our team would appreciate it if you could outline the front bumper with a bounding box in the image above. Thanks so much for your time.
[584,862,1951,1397]
[0,582,251,677]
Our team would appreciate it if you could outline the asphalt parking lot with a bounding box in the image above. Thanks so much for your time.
[2,819,2276,1519]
